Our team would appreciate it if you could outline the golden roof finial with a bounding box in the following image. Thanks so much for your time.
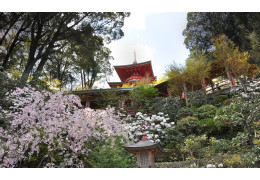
[133,50,137,64]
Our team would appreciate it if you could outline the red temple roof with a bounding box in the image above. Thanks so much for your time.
[108,60,156,88]
[114,61,154,82]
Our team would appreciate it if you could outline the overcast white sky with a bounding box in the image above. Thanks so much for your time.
[103,12,190,88]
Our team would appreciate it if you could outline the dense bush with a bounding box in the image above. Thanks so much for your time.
[207,137,230,155]
[177,107,198,120]
[155,155,225,168]
[214,105,234,127]
[151,97,180,123]
[176,116,200,137]
[88,137,136,168]
[186,89,214,107]
[0,70,21,109]
[197,104,217,119]
[130,84,159,114]
[214,95,229,107]
[198,118,219,135]
[222,98,234,106]
[180,134,207,160]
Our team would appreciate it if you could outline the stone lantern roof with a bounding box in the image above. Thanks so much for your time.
[123,134,165,154]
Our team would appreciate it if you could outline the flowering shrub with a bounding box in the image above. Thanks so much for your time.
[127,112,175,145]
[0,87,130,168]
[151,97,180,123]
[216,79,260,144]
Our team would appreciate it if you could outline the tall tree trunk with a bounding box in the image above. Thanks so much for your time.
[0,13,22,46]
[21,17,42,83]
[80,70,84,89]
[2,21,26,69]
[83,71,86,88]
[183,82,188,106]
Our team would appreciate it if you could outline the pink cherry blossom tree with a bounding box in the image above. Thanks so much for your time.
[0,86,131,168]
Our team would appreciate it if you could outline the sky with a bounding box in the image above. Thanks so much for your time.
[103,12,190,88]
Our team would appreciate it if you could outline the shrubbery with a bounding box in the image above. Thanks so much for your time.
[177,107,198,120]
[214,95,229,107]
[197,104,217,119]
[129,84,158,114]
[151,97,180,123]
[198,118,219,135]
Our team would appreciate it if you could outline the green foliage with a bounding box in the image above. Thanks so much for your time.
[214,105,234,128]
[214,95,229,107]
[224,154,242,168]
[95,91,122,109]
[130,84,158,114]
[230,132,249,153]
[183,12,257,53]
[180,134,207,159]
[130,84,158,99]
[198,104,217,119]
[176,116,200,137]
[0,70,21,109]
[151,97,180,122]
[155,155,225,168]
[160,143,183,162]
[88,137,136,168]
[166,62,186,96]
[222,98,234,106]
[208,137,230,155]
[186,89,213,107]
[198,118,219,135]
[0,12,130,89]
[177,116,199,124]
[177,107,198,120]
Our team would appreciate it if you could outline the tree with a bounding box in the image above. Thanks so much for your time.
[166,63,189,105]
[73,35,113,89]
[0,12,31,70]
[185,52,211,91]
[183,12,258,53]
[211,34,254,91]
[0,12,130,86]
[130,84,159,114]
[0,86,131,167]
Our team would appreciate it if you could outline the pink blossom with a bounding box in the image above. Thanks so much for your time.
[0,87,130,168]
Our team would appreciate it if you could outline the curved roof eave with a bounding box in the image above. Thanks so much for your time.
[114,60,152,68]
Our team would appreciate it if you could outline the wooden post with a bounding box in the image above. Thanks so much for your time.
[167,87,172,97]
[183,83,188,106]
[227,69,236,86]
[201,78,206,93]
[120,99,125,109]
[86,98,90,108]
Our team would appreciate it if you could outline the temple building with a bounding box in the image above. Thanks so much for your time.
[108,60,156,88]
[72,52,168,111]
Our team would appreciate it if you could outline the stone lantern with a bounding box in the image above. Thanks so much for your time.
[123,133,165,168]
